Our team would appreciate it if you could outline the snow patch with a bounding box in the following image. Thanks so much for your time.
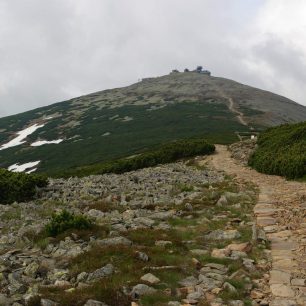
[0,124,45,151]
[31,139,63,147]
[8,161,40,173]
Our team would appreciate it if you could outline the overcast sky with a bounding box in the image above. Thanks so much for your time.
[0,0,306,117]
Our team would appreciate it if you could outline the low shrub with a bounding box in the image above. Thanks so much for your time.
[0,169,47,204]
[61,138,215,177]
[45,210,92,237]
[248,121,306,179]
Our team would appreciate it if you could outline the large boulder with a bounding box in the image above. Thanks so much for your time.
[87,264,114,282]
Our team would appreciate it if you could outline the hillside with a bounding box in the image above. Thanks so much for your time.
[0,155,268,306]
[0,71,305,175]
[248,121,306,179]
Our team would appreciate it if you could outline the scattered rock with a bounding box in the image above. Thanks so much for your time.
[131,284,156,298]
[87,264,114,282]
[135,251,149,262]
[41,299,59,306]
[216,195,228,207]
[178,276,200,287]
[96,237,132,247]
[140,273,160,284]
[205,229,241,240]
[155,240,172,247]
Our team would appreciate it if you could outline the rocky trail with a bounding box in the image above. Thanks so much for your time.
[207,145,306,306]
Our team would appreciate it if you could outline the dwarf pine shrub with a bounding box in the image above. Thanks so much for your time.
[45,210,92,237]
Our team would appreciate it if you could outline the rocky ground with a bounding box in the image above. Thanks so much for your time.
[228,140,257,166]
[0,159,272,306]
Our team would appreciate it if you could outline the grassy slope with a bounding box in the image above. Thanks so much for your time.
[0,101,249,175]
[248,121,306,179]
[59,138,215,177]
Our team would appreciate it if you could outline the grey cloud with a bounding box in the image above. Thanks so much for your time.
[0,0,305,117]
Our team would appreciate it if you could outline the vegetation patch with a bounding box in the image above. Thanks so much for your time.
[60,138,215,177]
[45,210,92,237]
[0,94,253,175]
[248,121,306,178]
[0,169,47,204]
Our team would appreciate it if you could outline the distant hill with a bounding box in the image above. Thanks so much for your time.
[0,71,305,175]
[248,121,306,179]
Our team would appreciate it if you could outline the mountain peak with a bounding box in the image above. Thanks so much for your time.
[0,72,305,174]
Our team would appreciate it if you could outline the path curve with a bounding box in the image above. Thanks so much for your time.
[208,145,306,306]
[227,96,248,126]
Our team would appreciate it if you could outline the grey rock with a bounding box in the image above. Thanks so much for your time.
[96,236,132,247]
[140,273,160,284]
[205,272,226,282]
[87,264,114,281]
[41,299,59,306]
[198,274,222,289]
[231,250,247,259]
[150,211,176,220]
[201,263,228,274]
[178,276,200,287]
[205,229,241,240]
[135,251,149,262]
[187,291,203,300]
[185,203,193,211]
[8,272,27,294]
[86,209,105,219]
[216,195,228,207]
[131,284,156,298]
[134,217,155,227]
[155,240,172,247]
[77,272,89,282]
[243,258,256,272]
[229,301,244,306]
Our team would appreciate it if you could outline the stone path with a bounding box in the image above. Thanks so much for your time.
[208,145,306,306]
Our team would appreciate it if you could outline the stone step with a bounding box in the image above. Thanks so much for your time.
[267,230,292,239]
[270,284,296,298]
[271,240,297,251]
[270,270,291,285]
[257,217,276,227]
[273,259,298,272]
[254,207,277,216]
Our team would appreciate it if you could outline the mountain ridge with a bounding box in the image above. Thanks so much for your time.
[0,71,305,175]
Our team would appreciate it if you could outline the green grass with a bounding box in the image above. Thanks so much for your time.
[249,121,306,178]
[141,293,178,306]
[168,218,198,227]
